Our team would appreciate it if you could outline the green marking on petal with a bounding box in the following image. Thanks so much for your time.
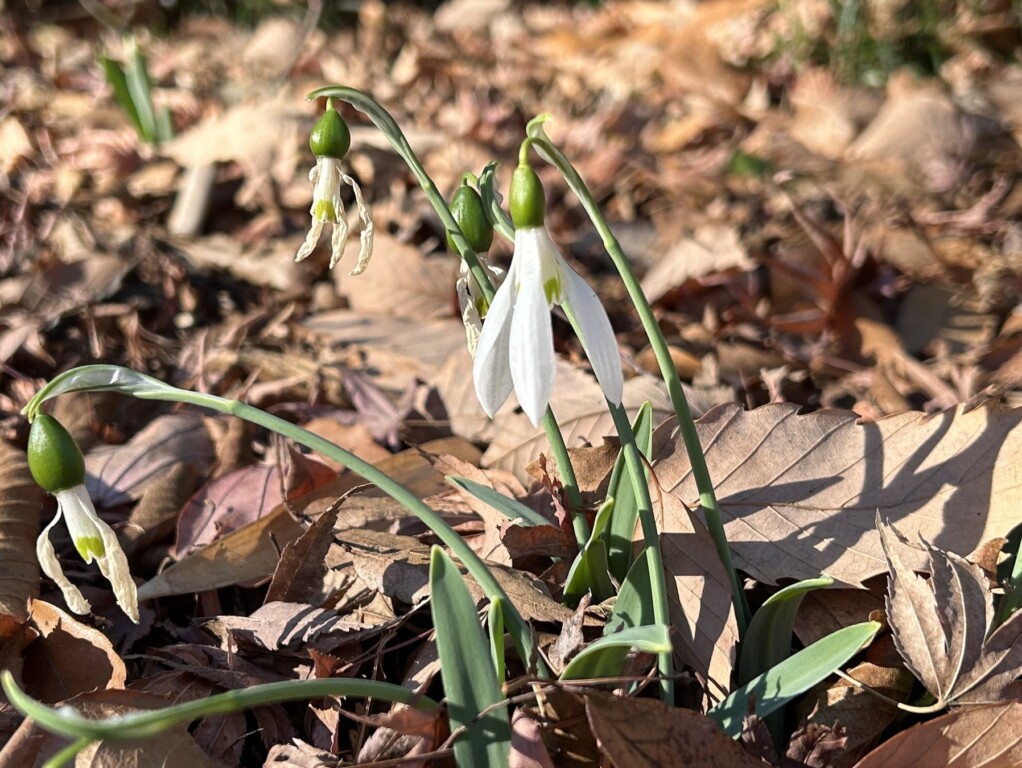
[74,536,105,562]
[543,277,561,304]
[313,199,337,223]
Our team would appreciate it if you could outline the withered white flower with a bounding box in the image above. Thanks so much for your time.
[28,414,139,623]
[295,103,374,273]
[37,486,139,623]
[473,165,622,426]
[457,258,504,356]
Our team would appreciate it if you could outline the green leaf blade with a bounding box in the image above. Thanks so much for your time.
[429,547,511,768]
[710,620,881,738]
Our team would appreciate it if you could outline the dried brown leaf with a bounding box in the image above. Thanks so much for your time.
[265,502,340,604]
[85,413,213,508]
[661,493,739,690]
[0,689,220,768]
[881,518,1022,705]
[585,691,768,767]
[853,700,1022,768]
[173,446,334,557]
[652,403,1022,587]
[0,441,42,632]
[23,599,125,704]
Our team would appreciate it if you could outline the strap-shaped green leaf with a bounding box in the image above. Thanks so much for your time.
[710,620,881,737]
[604,548,654,635]
[738,576,834,684]
[430,546,511,768]
[560,624,671,681]
[447,475,550,528]
[564,497,616,604]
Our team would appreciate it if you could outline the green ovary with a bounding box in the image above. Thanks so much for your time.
[74,536,105,561]
[313,199,337,223]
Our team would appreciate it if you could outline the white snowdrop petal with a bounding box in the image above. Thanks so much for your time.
[36,506,92,616]
[508,249,554,426]
[55,487,139,623]
[296,217,324,263]
[563,265,623,405]
[473,273,516,416]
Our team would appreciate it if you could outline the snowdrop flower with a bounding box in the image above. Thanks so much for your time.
[473,164,623,426]
[296,101,374,273]
[27,414,139,623]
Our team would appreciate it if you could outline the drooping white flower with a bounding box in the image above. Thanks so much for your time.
[473,165,622,426]
[36,486,139,623]
[27,414,139,623]
[295,103,374,274]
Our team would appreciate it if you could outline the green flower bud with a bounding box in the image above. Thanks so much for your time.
[309,106,351,159]
[447,183,493,254]
[28,414,86,493]
[510,164,545,229]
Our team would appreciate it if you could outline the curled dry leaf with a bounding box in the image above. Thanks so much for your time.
[22,599,126,704]
[0,441,42,632]
[653,402,1022,587]
[880,518,1022,706]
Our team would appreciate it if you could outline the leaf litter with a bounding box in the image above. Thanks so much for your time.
[2,0,1022,765]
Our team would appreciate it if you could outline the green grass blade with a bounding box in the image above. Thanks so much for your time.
[709,621,881,738]
[738,576,834,684]
[429,547,511,768]
[559,624,671,681]
[124,37,157,143]
[605,401,653,580]
[99,57,145,138]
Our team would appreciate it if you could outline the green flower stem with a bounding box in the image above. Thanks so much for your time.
[23,366,540,672]
[2,669,436,768]
[45,737,91,768]
[609,401,674,700]
[307,86,588,548]
[526,126,750,633]
[542,416,590,544]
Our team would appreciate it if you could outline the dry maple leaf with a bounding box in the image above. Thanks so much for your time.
[880,516,1022,707]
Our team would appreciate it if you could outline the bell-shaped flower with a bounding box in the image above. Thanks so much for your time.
[28,415,139,623]
[473,164,622,426]
[296,103,374,274]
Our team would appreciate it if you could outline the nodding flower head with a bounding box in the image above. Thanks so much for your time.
[27,414,139,623]
[472,163,622,426]
[296,101,374,274]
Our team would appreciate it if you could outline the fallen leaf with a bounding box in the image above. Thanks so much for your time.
[853,700,1022,768]
[265,502,340,604]
[173,445,335,557]
[0,441,42,632]
[0,689,221,768]
[23,599,126,704]
[640,225,754,304]
[585,691,768,767]
[651,402,1022,587]
[660,493,740,690]
[880,518,1022,706]
[86,413,214,508]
